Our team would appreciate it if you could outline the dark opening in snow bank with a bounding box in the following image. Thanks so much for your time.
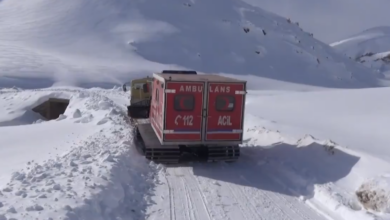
[32,98,69,120]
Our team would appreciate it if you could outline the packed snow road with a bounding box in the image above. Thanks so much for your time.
[146,156,328,220]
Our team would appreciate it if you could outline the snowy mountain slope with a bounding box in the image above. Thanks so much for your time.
[242,0,390,44]
[0,0,383,89]
[331,26,390,76]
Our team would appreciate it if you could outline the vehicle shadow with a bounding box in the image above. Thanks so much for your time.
[190,142,360,199]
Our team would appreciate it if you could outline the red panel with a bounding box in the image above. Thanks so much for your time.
[205,83,244,141]
[164,81,204,142]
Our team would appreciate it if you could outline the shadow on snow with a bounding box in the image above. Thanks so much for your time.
[189,142,359,200]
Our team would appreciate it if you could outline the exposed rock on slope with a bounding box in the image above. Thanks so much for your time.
[331,26,390,76]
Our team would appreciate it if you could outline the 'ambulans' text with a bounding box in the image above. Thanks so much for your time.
[178,85,232,93]
[209,86,230,93]
[179,85,202,93]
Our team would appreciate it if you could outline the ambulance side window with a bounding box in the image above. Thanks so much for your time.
[174,95,195,111]
[215,95,235,111]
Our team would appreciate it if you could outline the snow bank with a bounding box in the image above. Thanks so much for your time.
[242,112,390,220]
[0,87,157,220]
[244,87,390,161]
[0,0,382,88]
[242,87,390,219]
[0,89,71,126]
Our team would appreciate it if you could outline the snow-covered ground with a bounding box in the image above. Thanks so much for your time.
[1,0,390,219]
[0,87,158,220]
[331,26,390,77]
[244,87,390,220]
[1,84,390,220]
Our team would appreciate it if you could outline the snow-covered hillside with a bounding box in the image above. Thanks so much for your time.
[331,26,390,76]
[242,0,390,44]
[0,0,383,89]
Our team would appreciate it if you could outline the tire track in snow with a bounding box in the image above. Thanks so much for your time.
[176,167,213,220]
[192,174,231,220]
[182,178,195,220]
[191,175,213,220]
[193,165,263,220]
[220,164,329,220]
[181,169,213,220]
[166,169,188,220]
[226,177,267,220]
[153,159,333,220]
[164,172,176,220]
[164,167,213,220]
[222,180,265,220]
[215,165,286,220]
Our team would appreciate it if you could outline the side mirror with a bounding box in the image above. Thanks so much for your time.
[122,84,127,92]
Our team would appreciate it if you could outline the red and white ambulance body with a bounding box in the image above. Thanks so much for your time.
[134,72,247,163]
[150,73,246,146]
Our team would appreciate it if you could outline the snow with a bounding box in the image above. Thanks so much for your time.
[245,87,390,161]
[1,0,390,219]
[2,85,390,220]
[331,26,390,77]
[243,89,390,220]
[242,0,390,44]
[0,0,384,89]
[0,88,155,219]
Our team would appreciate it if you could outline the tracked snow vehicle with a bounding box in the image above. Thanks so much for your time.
[123,76,153,118]
[124,70,247,163]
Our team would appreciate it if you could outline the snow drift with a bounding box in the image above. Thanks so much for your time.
[331,26,390,76]
[0,87,157,220]
[0,0,383,89]
[243,88,390,219]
